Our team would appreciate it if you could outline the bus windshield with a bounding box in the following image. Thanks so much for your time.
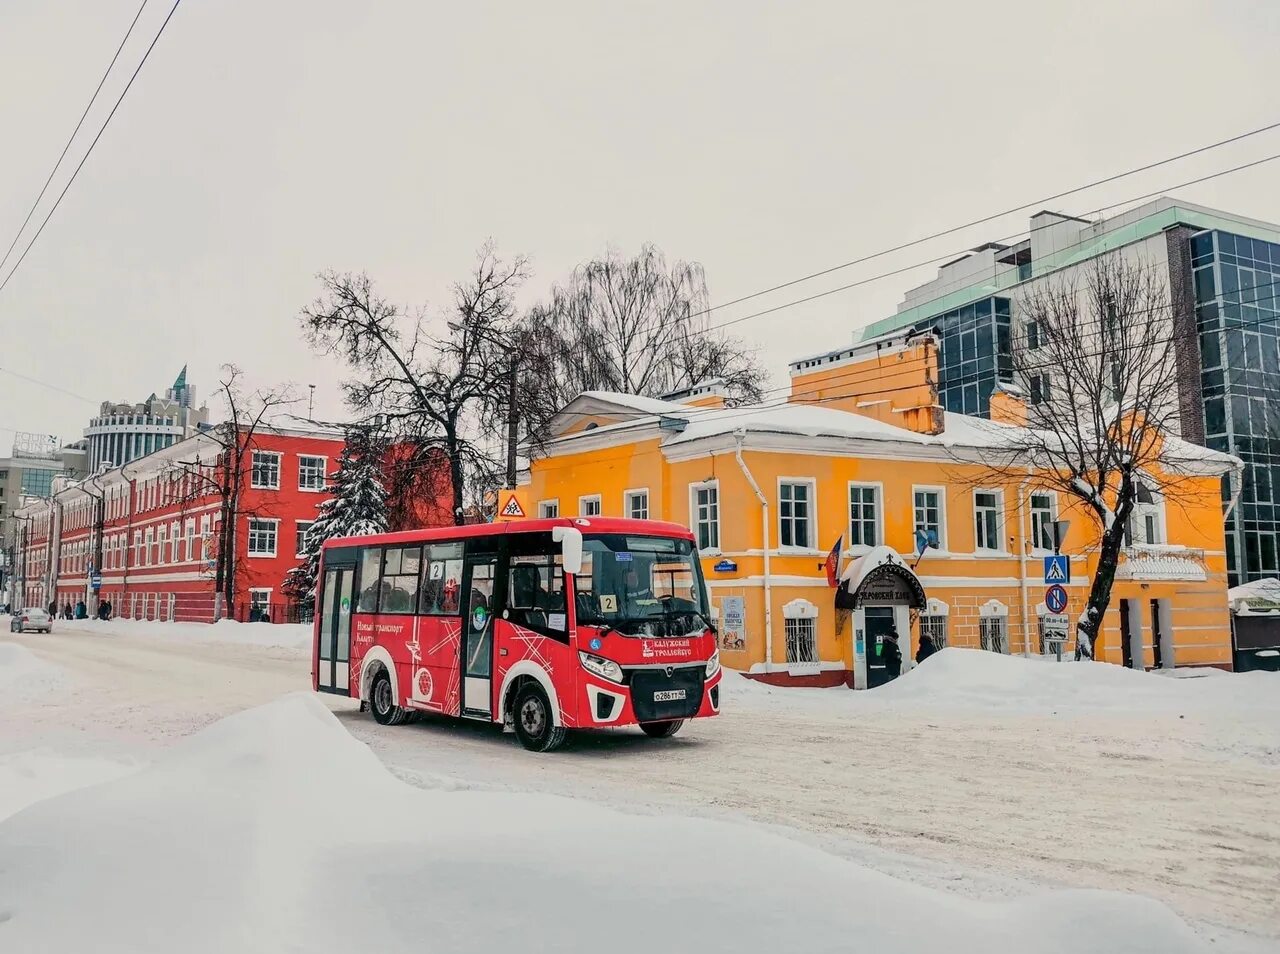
[574,534,711,638]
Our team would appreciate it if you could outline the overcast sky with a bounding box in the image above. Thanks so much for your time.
[1,0,1277,447]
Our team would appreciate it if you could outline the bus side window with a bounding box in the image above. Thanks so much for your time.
[507,554,565,630]
[419,541,464,616]
[356,547,381,612]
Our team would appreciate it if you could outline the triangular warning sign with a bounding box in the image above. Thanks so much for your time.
[1046,560,1066,582]
[500,495,525,518]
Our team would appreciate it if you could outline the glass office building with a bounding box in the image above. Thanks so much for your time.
[1190,230,1280,582]
[917,296,1013,417]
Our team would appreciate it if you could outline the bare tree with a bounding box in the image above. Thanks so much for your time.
[970,257,1211,659]
[301,245,528,525]
[521,244,766,442]
[164,365,295,616]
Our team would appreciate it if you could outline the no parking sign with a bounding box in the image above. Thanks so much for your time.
[1045,584,1068,614]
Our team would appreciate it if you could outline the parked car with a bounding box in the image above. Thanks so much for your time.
[10,607,52,634]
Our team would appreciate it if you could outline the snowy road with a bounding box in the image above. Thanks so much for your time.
[4,624,1278,948]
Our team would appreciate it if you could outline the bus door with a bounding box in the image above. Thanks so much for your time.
[461,546,501,717]
[317,559,355,694]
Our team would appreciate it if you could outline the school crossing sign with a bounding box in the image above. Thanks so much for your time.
[499,495,525,518]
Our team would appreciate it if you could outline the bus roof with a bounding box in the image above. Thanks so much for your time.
[320,517,696,550]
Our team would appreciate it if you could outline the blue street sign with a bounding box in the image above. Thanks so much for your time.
[90,573,103,592]
[1043,555,1070,585]
[1045,584,1068,614]
[713,558,738,573]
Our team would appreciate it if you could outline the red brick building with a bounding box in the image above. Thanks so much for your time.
[13,424,372,622]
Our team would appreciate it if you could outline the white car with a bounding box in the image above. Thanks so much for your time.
[10,607,52,634]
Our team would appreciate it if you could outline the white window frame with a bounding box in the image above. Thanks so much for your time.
[847,481,883,551]
[782,598,820,673]
[690,480,721,553]
[777,477,817,551]
[537,499,559,519]
[578,494,602,517]
[1128,479,1167,546]
[912,485,947,551]
[624,488,650,521]
[297,454,328,492]
[295,520,315,558]
[972,488,1005,553]
[249,588,272,615]
[250,450,282,490]
[247,518,279,558]
[1029,490,1058,554]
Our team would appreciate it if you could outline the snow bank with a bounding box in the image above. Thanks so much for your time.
[877,648,1280,714]
[722,649,1280,717]
[0,694,1215,954]
[0,750,135,823]
[0,641,70,701]
[53,616,312,650]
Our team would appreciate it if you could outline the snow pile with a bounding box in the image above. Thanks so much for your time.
[875,648,1280,714]
[0,750,135,823]
[0,694,1216,954]
[0,642,70,701]
[54,616,312,650]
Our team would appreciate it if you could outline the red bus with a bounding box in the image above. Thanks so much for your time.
[311,517,721,751]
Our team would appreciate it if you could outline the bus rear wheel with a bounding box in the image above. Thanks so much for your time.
[640,720,684,739]
[370,670,407,726]
[513,683,566,753]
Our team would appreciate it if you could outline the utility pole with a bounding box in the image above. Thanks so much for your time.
[506,357,519,490]
[308,384,316,421]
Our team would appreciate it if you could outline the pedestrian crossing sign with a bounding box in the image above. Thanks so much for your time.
[500,495,525,518]
[1043,555,1069,584]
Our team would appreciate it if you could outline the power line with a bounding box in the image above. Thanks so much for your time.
[513,291,1280,478]
[557,146,1280,364]
[0,0,183,298]
[0,0,151,278]
[0,366,101,404]
[681,118,1280,324]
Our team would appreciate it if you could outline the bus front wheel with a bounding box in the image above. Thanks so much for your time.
[640,720,684,739]
[370,670,407,726]
[513,683,566,753]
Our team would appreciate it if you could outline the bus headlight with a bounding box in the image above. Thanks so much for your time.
[705,651,720,678]
[579,651,624,684]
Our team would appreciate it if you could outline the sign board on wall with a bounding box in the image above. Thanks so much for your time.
[719,595,745,651]
[1041,613,1069,636]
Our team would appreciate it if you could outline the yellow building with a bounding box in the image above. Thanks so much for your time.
[506,339,1239,687]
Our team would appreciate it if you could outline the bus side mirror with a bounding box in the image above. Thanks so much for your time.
[552,526,583,576]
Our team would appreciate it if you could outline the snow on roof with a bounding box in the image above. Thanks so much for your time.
[664,402,921,446]
[575,391,690,415]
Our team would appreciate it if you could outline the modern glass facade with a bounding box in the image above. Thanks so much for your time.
[1191,230,1280,583]
[917,296,1013,417]
[19,468,60,498]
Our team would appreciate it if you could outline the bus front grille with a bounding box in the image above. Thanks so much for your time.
[628,667,705,723]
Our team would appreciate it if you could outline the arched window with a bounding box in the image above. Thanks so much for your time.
[921,597,949,649]
[782,598,819,671]
[978,599,1010,654]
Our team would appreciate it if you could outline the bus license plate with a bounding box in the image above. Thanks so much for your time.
[653,689,686,702]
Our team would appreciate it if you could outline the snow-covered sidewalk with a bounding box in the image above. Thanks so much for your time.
[2,628,1278,951]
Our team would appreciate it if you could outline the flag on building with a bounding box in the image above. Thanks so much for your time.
[824,535,843,587]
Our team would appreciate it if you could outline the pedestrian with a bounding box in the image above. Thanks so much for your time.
[75,600,87,620]
[883,627,902,681]
[49,600,57,618]
[916,629,939,664]
[63,602,73,620]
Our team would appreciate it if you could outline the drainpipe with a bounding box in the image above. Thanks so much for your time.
[733,431,772,671]
[1018,470,1034,657]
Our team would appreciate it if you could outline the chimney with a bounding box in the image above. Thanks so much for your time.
[988,382,1028,427]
